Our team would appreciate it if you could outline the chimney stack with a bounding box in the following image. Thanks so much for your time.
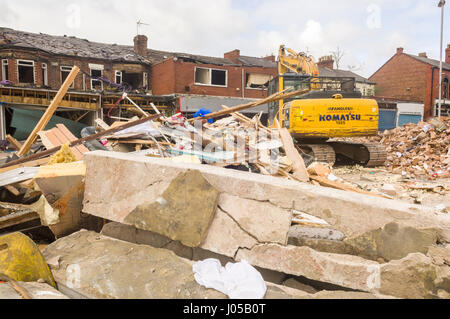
[224,49,240,63]
[396,47,404,55]
[418,52,427,58]
[264,55,276,62]
[446,44,450,64]
[133,35,148,57]
[317,55,334,69]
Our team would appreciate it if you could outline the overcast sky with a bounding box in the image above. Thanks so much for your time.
[0,0,448,77]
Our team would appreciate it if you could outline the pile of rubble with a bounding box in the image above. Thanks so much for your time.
[349,117,450,179]
[1,67,449,300]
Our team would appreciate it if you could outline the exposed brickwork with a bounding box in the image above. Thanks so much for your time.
[151,57,277,98]
[134,35,148,57]
[0,49,150,91]
[224,49,240,64]
[369,50,450,118]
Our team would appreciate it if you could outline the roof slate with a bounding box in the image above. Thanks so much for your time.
[0,27,149,64]
[318,66,375,84]
[405,53,450,71]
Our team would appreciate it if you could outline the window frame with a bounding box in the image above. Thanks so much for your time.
[143,72,148,88]
[60,66,75,88]
[194,66,228,87]
[1,59,8,82]
[245,72,271,90]
[42,63,48,86]
[17,59,35,84]
[89,65,104,91]
[115,70,123,84]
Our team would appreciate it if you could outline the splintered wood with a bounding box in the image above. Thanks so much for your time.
[38,124,89,161]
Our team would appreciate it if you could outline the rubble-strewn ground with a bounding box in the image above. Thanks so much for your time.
[336,116,450,179]
[333,165,450,209]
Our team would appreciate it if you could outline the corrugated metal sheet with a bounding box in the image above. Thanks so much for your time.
[397,114,422,127]
[179,95,268,114]
[379,109,397,131]
[10,107,88,140]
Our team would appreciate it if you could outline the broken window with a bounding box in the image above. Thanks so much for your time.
[60,66,74,88]
[17,60,34,84]
[246,73,271,89]
[89,64,104,91]
[115,71,122,84]
[42,63,48,86]
[122,72,141,90]
[143,72,148,89]
[1,59,8,81]
[195,67,227,87]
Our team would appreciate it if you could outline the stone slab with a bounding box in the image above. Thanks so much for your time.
[43,230,395,299]
[124,170,220,247]
[83,151,450,246]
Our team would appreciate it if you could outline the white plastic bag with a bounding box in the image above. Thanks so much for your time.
[192,258,267,299]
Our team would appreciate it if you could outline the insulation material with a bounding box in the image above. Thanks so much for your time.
[48,143,77,165]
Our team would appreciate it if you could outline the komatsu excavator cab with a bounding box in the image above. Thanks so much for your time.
[267,45,387,167]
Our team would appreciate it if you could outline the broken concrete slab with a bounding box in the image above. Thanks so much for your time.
[124,170,220,247]
[379,252,450,299]
[236,243,381,292]
[83,152,450,249]
[218,193,291,245]
[200,207,258,257]
[288,225,345,241]
[0,281,69,299]
[42,230,394,299]
[236,243,450,298]
[43,230,226,299]
[344,222,439,262]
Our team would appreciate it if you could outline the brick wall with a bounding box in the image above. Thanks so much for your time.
[0,49,150,92]
[151,58,176,95]
[151,57,277,98]
[370,51,450,118]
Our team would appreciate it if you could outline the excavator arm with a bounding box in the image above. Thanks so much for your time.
[278,45,319,76]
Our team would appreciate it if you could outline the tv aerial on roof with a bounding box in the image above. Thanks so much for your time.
[136,19,149,36]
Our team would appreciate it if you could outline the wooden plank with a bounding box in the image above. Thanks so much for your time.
[0,115,160,170]
[309,175,390,199]
[4,185,20,196]
[6,135,22,151]
[0,157,50,174]
[17,66,80,157]
[279,128,309,182]
[55,124,89,154]
[95,118,110,131]
[0,210,40,231]
[50,128,83,160]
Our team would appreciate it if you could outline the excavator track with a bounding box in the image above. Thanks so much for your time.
[327,141,387,167]
[296,141,386,167]
[297,144,336,166]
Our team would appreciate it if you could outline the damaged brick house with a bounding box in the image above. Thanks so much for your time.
[0,27,151,92]
[369,46,450,118]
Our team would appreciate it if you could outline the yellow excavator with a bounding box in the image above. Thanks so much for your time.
[268,45,386,167]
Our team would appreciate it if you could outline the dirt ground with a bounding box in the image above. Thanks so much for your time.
[333,165,450,210]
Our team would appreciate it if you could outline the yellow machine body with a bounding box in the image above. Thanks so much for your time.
[0,232,56,288]
[280,95,379,138]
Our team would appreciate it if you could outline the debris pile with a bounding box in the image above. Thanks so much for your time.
[0,67,449,300]
[344,117,450,178]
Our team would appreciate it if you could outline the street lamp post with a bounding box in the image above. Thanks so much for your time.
[438,0,446,118]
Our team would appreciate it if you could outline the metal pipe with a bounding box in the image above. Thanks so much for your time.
[438,0,446,117]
